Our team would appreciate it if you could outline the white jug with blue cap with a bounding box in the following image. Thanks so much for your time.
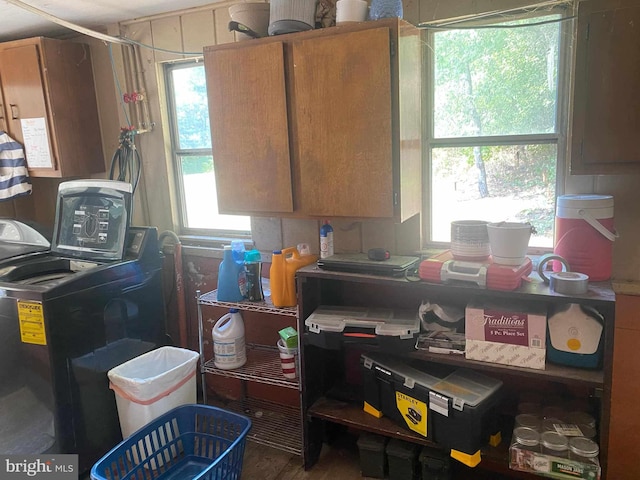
[212,309,246,370]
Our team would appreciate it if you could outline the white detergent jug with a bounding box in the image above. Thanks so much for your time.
[212,309,246,370]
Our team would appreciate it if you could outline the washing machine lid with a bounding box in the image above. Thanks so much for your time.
[50,180,132,262]
[0,219,50,260]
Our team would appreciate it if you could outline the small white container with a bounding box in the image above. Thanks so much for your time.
[336,0,369,24]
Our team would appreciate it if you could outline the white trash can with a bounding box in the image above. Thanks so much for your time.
[108,346,199,438]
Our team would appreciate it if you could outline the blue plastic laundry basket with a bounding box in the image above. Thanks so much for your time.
[91,404,251,480]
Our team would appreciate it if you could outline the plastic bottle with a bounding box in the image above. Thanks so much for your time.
[231,240,247,297]
[320,220,334,259]
[217,245,245,302]
[244,249,264,302]
[212,308,246,369]
[270,247,318,307]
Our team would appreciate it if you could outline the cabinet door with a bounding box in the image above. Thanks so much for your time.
[0,43,57,171]
[205,41,294,214]
[571,0,640,174]
[292,27,395,218]
[0,86,6,132]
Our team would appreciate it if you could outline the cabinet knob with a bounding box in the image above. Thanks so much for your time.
[10,104,18,120]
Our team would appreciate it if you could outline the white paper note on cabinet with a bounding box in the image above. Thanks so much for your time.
[21,117,53,169]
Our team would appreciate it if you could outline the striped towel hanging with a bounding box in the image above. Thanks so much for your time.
[0,131,32,201]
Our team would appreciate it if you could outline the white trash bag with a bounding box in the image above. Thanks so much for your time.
[108,346,199,438]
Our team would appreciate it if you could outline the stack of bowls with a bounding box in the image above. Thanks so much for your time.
[228,3,270,41]
[450,220,490,261]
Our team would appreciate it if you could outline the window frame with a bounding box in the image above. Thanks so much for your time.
[422,8,574,252]
[164,60,252,242]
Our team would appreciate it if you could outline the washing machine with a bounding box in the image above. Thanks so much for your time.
[0,180,166,473]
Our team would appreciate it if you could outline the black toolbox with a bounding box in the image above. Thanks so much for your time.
[361,352,503,467]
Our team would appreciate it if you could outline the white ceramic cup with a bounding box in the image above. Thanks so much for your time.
[336,0,369,24]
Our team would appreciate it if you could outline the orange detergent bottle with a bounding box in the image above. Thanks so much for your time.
[270,247,318,307]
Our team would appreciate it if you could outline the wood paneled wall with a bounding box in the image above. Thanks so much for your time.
[607,294,640,480]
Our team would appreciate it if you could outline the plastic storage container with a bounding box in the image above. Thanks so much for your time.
[554,194,616,281]
[90,404,251,480]
[212,309,247,370]
[270,246,318,307]
[419,446,451,480]
[305,305,420,352]
[108,346,200,438]
[361,352,503,467]
[356,432,388,478]
[386,438,420,480]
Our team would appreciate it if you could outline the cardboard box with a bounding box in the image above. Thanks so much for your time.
[509,445,600,480]
[465,303,547,370]
[278,327,298,349]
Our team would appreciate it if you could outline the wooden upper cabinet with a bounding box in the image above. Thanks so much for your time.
[205,41,293,214]
[571,0,640,174]
[203,19,422,222]
[0,37,104,177]
[292,28,394,218]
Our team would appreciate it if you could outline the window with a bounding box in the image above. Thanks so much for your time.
[165,61,251,235]
[426,13,569,248]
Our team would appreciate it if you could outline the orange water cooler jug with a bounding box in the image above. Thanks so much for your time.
[554,194,617,281]
[270,247,318,307]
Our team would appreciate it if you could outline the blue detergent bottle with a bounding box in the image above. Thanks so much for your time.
[217,245,245,302]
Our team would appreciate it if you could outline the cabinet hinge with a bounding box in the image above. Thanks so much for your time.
[390,39,396,57]
[586,22,590,41]
[394,192,398,206]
